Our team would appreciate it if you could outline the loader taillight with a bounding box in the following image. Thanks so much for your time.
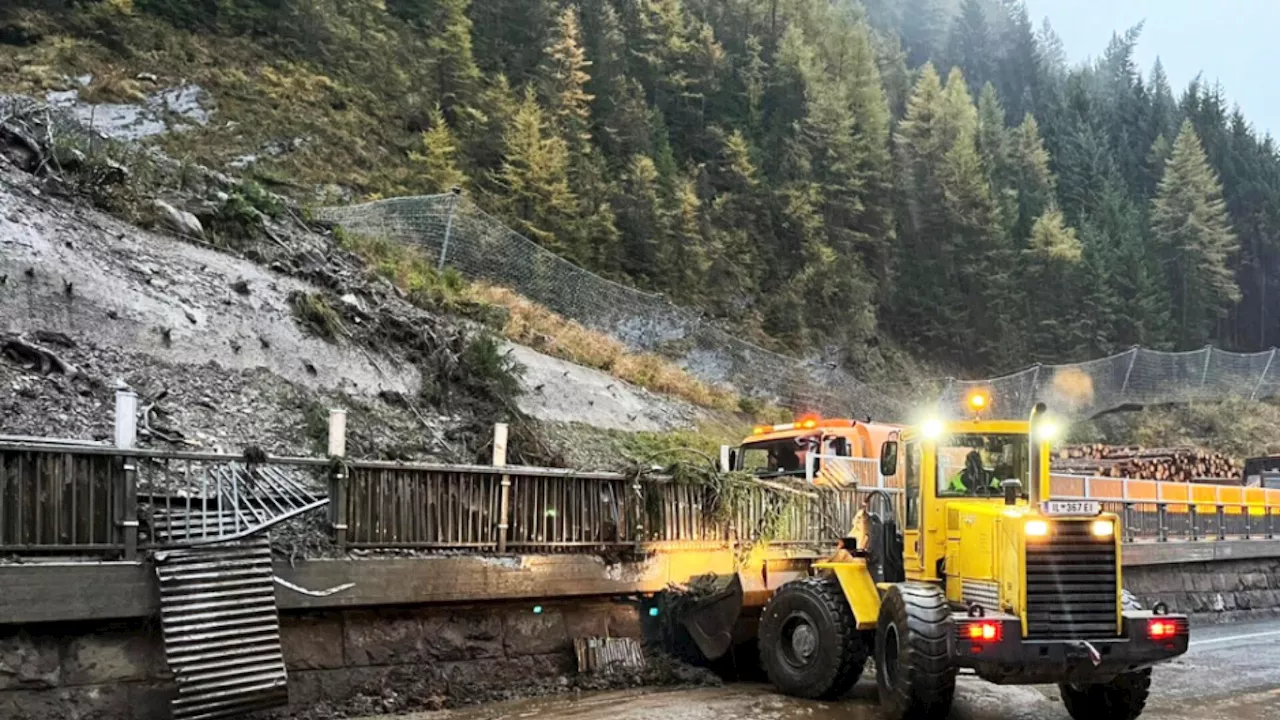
[1147,619,1182,640]
[965,621,1002,643]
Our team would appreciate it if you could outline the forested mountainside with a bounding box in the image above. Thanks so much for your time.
[3,0,1279,376]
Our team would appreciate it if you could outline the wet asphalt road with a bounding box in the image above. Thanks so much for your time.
[357,617,1280,720]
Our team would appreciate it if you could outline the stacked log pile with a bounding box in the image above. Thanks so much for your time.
[1054,445,1241,484]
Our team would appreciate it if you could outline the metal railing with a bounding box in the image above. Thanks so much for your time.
[12,424,1280,560]
[339,461,866,552]
[0,439,331,557]
[0,444,130,555]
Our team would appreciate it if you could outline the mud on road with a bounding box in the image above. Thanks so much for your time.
[350,618,1280,720]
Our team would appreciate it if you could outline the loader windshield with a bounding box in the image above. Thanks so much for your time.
[936,433,1029,497]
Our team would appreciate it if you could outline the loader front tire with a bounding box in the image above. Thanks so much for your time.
[759,576,868,699]
[1059,669,1152,720]
[875,583,956,720]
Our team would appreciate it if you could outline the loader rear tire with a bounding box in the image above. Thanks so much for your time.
[1059,669,1152,720]
[875,583,956,720]
[759,576,868,699]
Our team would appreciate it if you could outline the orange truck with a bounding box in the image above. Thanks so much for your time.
[720,415,903,488]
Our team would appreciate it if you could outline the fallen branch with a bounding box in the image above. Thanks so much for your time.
[1,334,81,376]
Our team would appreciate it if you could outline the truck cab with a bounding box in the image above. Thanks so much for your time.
[723,415,902,487]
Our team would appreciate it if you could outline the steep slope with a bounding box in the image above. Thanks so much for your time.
[0,135,709,459]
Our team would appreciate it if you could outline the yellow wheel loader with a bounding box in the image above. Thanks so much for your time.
[691,397,1189,720]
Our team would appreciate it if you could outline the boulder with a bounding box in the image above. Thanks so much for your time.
[152,199,203,238]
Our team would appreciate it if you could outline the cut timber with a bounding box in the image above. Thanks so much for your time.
[574,637,645,674]
[1054,445,1240,484]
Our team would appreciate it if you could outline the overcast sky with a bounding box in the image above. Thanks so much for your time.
[1022,0,1280,138]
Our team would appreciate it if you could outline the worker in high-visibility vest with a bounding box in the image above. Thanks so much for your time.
[949,450,1001,495]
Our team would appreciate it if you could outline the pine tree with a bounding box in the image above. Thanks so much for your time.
[468,0,554,86]
[1151,120,1240,348]
[1005,114,1056,243]
[1022,206,1086,356]
[945,0,995,96]
[539,7,595,153]
[900,0,946,68]
[408,105,468,193]
[615,154,664,284]
[493,88,578,256]
[998,1,1042,122]
[388,0,482,116]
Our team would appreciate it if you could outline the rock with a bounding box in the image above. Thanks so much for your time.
[135,72,159,83]
[231,278,251,295]
[152,199,203,238]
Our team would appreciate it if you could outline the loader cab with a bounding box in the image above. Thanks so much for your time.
[878,392,1056,582]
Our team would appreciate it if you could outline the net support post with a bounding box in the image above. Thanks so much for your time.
[1251,348,1277,401]
[438,189,461,271]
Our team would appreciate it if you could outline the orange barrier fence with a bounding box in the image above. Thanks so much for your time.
[1050,474,1280,541]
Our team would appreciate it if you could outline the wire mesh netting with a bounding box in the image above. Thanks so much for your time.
[318,196,1280,424]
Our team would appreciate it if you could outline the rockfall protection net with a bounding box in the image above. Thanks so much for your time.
[314,195,1280,423]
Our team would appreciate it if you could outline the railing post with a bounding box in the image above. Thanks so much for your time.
[1217,505,1226,540]
[1190,505,1199,541]
[115,386,139,560]
[1157,504,1168,542]
[493,423,510,554]
[328,409,348,552]
[1268,507,1275,539]
[1123,503,1136,543]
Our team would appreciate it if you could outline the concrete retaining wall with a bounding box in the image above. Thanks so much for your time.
[0,600,650,720]
[1126,558,1280,621]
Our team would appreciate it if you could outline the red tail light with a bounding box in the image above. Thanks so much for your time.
[965,621,1002,643]
[1147,619,1182,640]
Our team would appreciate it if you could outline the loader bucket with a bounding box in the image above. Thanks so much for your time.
[680,573,745,661]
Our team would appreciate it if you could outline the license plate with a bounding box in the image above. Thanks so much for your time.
[1043,500,1101,516]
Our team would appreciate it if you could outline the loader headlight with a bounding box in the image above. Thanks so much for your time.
[1034,418,1063,442]
[1025,520,1049,537]
[1091,520,1115,538]
[921,418,945,440]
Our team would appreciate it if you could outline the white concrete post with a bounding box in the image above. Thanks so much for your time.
[494,423,511,553]
[114,386,139,559]
[328,409,349,550]
[114,387,137,450]
[327,409,347,458]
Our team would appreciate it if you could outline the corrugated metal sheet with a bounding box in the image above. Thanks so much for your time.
[156,537,289,720]
[573,637,646,674]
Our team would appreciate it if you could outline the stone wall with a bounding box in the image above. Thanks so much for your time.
[0,621,170,720]
[1126,558,1280,621]
[279,600,650,717]
[0,600,650,720]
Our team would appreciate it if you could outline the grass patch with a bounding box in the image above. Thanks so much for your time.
[473,285,744,413]
[537,418,753,473]
[289,291,343,342]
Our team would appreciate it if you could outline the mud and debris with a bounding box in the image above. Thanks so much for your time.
[281,650,721,720]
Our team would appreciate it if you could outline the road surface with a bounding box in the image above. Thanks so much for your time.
[353,617,1280,720]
